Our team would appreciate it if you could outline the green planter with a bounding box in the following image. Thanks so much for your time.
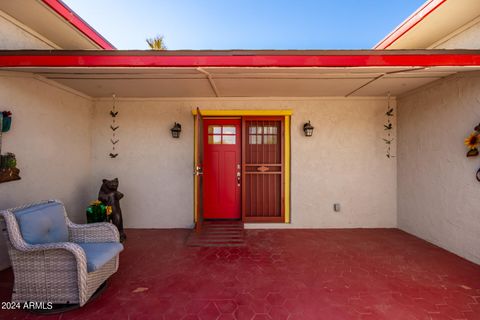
[0,153,16,169]
[2,116,11,132]
[86,202,107,223]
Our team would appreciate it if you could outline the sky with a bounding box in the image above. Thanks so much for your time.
[63,0,427,50]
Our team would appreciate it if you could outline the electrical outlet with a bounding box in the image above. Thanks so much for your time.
[333,203,340,212]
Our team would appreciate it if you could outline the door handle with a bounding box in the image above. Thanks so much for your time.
[194,166,203,176]
[236,164,241,186]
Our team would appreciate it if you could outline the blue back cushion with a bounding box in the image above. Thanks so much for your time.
[14,202,69,245]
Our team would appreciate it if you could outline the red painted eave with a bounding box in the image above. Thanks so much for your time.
[374,0,447,50]
[41,0,116,50]
[1,51,480,68]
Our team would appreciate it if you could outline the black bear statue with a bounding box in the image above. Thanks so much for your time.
[98,178,126,242]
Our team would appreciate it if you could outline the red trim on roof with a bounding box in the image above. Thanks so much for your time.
[41,0,115,50]
[374,0,447,49]
[1,53,480,67]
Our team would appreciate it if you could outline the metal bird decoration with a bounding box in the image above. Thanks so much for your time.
[383,93,395,158]
[109,94,119,159]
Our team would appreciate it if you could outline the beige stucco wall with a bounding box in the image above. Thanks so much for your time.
[0,12,55,49]
[91,98,397,230]
[397,72,480,264]
[0,73,93,269]
[432,19,480,49]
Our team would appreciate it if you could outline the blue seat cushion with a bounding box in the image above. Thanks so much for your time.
[77,242,124,272]
[14,202,69,245]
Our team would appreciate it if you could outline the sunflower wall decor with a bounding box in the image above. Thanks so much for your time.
[464,122,480,182]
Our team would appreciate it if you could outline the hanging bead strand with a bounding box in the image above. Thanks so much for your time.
[109,94,119,158]
[383,92,395,158]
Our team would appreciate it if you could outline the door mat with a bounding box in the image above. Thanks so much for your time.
[186,220,245,247]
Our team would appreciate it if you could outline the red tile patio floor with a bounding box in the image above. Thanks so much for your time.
[1,228,479,320]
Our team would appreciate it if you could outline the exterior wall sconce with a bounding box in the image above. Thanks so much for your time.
[170,122,182,138]
[303,121,314,137]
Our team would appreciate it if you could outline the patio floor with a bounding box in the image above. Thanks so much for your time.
[1,228,479,320]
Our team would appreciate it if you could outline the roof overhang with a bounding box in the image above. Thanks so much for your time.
[0,0,115,50]
[2,50,480,67]
[1,50,480,98]
[374,0,480,49]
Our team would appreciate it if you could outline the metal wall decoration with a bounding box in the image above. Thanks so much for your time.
[0,111,20,183]
[383,93,395,158]
[464,122,480,182]
[109,94,119,158]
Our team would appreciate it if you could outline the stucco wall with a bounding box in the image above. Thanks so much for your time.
[91,98,397,229]
[397,73,480,264]
[432,19,480,49]
[0,12,55,49]
[0,73,93,269]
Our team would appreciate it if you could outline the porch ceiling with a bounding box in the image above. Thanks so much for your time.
[2,50,480,98]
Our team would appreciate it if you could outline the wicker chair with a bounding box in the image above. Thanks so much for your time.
[0,200,123,307]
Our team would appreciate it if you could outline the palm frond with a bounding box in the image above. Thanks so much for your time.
[146,35,167,50]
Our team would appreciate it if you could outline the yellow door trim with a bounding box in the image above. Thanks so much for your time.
[192,109,293,116]
[284,115,291,223]
[193,110,292,224]
[193,116,198,223]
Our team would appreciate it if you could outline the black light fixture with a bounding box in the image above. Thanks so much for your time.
[170,122,182,138]
[303,121,314,137]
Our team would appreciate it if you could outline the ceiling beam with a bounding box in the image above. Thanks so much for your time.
[196,68,221,97]
[345,67,426,97]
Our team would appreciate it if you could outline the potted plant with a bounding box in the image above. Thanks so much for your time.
[0,152,16,169]
[86,200,112,223]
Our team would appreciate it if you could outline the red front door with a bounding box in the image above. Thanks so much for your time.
[203,119,241,219]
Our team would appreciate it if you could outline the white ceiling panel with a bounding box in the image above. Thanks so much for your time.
[204,66,418,74]
[214,78,370,97]
[351,77,442,96]
[2,65,473,97]
[5,67,203,75]
[51,78,215,97]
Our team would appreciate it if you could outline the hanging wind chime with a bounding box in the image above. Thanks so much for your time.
[109,94,119,158]
[383,93,395,158]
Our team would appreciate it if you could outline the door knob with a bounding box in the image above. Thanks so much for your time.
[236,164,241,186]
[194,166,203,176]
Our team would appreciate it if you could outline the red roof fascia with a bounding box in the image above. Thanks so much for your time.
[41,0,115,50]
[1,53,480,67]
[374,0,447,49]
